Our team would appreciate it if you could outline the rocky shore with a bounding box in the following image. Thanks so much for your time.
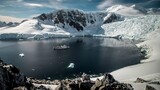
[0,58,157,90]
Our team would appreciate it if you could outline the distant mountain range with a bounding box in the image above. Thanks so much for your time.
[0,15,24,27]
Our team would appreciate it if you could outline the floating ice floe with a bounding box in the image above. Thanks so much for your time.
[31,69,35,71]
[47,77,51,80]
[67,63,75,68]
[19,53,24,57]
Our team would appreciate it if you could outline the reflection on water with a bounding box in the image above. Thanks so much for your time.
[0,37,142,79]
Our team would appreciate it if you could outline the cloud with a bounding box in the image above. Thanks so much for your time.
[97,0,115,9]
[16,0,23,2]
[0,5,5,8]
[24,3,44,7]
[46,0,67,9]
[56,0,64,2]
[29,14,40,18]
[22,0,67,9]
[97,0,160,10]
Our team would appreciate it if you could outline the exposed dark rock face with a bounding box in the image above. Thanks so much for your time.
[0,21,19,27]
[103,13,124,24]
[145,85,156,90]
[35,9,107,31]
[82,73,91,82]
[91,73,133,90]
[135,78,148,83]
[149,81,160,85]
[0,59,33,90]
[0,21,7,27]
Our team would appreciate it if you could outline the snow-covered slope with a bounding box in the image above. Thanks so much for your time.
[0,9,125,39]
[94,15,160,90]
[109,29,160,89]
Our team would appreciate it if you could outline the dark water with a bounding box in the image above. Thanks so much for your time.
[0,37,142,79]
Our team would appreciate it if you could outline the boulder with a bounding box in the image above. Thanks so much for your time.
[79,82,93,90]
[135,78,148,83]
[82,73,90,82]
[145,85,156,90]
[0,59,31,90]
[91,73,133,90]
[91,79,102,90]
[68,83,79,90]
[101,73,116,85]
[105,83,133,90]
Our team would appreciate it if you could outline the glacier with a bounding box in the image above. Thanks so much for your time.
[103,15,160,40]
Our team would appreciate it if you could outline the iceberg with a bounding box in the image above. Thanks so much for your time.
[67,63,75,68]
[19,53,24,57]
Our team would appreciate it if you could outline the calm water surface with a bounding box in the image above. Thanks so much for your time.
[0,37,142,79]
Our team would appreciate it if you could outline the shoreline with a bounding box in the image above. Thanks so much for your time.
[0,36,160,90]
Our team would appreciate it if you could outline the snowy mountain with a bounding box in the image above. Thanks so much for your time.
[0,9,125,39]
[0,15,24,27]
[35,9,107,31]
[106,5,147,16]
[106,4,160,17]
[0,8,159,40]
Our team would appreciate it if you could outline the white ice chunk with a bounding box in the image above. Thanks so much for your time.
[67,63,75,68]
[19,53,24,57]
[47,77,51,80]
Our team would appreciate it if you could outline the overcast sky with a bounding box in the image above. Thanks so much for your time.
[0,0,160,18]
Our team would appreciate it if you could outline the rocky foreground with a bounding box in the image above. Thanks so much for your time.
[0,58,157,90]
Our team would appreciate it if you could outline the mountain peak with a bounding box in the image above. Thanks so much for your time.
[35,9,107,31]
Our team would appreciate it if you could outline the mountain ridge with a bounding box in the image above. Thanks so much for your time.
[0,6,159,39]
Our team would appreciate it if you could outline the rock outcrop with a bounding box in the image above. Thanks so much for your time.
[145,85,156,90]
[103,13,124,24]
[0,58,33,90]
[0,58,133,90]
[135,77,148,83]
[35,9,107,31]
[56,73,133,90]
[91,73,133,90]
